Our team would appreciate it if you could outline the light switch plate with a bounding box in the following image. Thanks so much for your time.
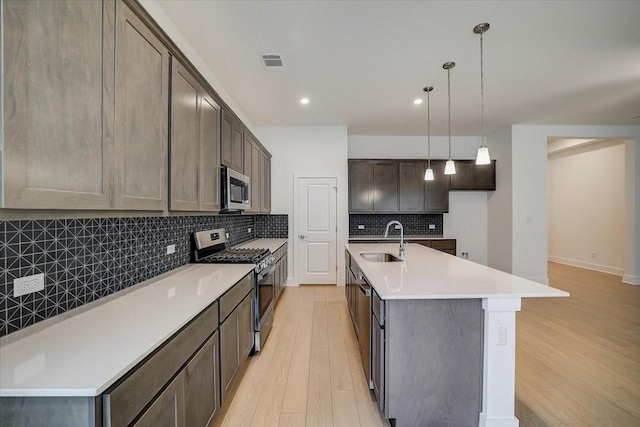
[166,244,176,255]
[428,224,436,230]
[358,225,365,230]
[14,273,45,297]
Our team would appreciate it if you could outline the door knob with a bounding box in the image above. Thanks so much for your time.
[299,235,306,240]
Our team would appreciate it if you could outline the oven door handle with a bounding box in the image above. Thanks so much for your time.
[257,264,276,281]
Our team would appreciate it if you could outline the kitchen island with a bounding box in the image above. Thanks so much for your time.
[345,243,568,427]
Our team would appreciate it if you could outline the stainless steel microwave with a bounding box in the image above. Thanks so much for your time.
[221,166,250,211]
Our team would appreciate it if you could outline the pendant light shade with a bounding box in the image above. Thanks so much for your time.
[474,22,491,165]
[423,86,435,181]
[443,61,456,175]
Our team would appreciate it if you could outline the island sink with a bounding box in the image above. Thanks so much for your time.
[359,252,403,263]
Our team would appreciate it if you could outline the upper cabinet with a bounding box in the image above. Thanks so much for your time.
[2,0,115,209]
[169,59,221,212]
[449,160,496,191]
[243,135,261,213]
[114,1,170,210]
[260,151,272,213]
[424,160,450,212]
[1,0,269,212]
[221,110,244,173]
[348,160,399,213]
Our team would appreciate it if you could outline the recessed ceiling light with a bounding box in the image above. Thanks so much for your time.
[300,98,310,105]
[414,98,423,105]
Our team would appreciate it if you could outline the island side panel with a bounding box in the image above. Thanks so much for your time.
[0,396,101,427]
[385,298,484,427]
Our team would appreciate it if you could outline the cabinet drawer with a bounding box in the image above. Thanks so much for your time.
[220,273,253,322]
[273,242,288,262]
[430,239,456,251]
[104,301,218,427]
[372,290,384,326]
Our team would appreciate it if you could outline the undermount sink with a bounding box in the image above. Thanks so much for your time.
[359,252,403,263]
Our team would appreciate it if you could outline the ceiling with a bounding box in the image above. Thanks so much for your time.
[153,0,640,136]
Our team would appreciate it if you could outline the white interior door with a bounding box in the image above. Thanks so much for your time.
[297,177,337,284]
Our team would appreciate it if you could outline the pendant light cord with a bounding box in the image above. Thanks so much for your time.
[447,68,452,160]
[427,89,431,168]
[480,31,485,149]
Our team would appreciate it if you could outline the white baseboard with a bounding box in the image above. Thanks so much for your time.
[622,275,639,285]
[548,255,624,276]
[284,278,299,287]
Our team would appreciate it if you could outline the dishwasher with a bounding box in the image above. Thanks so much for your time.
[355,271,372,388]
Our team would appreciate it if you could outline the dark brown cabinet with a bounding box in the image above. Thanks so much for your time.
[221,110,244,172]
[348,160,398,213]
[350,159,450,213]
[449,160,496,191]
[415,239,457,256]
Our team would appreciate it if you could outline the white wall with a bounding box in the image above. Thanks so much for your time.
[487,127,513,273]
[548,140,626,275]
[140,0,253,128]
[349,135,489,265]
[508,125,640,285]
[254,126,349,285]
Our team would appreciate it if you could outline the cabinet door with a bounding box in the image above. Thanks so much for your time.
[425,160,450,212]
[184,333,219,427]
[348,161,374,212]
[373,162,399,212]
[220,310,240,403]
[232,124,244,172]
[133,371,186,427]
[221,110,234,168]
[199,94,221,211]
[243,136,261,213]
[3,0,114,209]
[239,292,255,359]
[372,317,385,412]
[260,152,271,213]
[474,161,496,190]
[114,1,169,210]
[399,161,425,212]
[449,160,475,190]
[169,60,201,211]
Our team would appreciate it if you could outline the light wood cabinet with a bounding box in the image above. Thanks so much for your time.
[243,135,262,213]
[260,151,272,213]
[184,332,220,427]
[221,110,244,172]
[114,1,169,210]
[169,60,221,212]
[2,0,115,209]
[170,60,201,211]
[133,371,186,427]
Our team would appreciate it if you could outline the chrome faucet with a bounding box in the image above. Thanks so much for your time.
[383,220,406,259]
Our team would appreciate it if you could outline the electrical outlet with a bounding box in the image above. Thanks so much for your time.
[358,225,365,230]
[14,273,45,297]
[166,244,176,255]
[428,224,436,230]
[394,224,401,230]
[461,252,469,259]
[497,326,507,346]
[226,232,230,239]
[248,227,252,233]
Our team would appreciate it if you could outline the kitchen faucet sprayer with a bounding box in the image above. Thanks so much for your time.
[383,221,406,259]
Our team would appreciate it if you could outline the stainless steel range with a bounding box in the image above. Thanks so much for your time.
[191,229,276,352]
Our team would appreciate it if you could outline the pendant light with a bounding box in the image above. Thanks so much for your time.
[474,22,491,165]
[443,61,456,175]
[423,86,435,181]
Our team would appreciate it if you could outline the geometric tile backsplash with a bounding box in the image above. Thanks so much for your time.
[349,214,444,236]
[0,213,288,337]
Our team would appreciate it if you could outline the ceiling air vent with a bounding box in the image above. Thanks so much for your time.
[261,53,285,70]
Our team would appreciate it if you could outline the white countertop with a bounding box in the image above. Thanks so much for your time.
[349,235,450,241]
[0,263,254,397]
[238,238,287,253]
[346,243,569,300]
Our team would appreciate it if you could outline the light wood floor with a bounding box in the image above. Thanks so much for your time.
[516,262,640,427]
[213,285,383,427]
[214,263,640,427]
